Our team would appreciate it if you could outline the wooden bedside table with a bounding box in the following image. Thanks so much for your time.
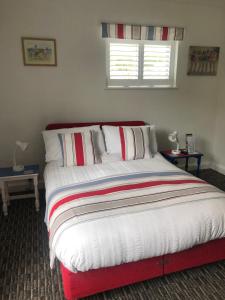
[160,150,203,177]
[0,165,39,216]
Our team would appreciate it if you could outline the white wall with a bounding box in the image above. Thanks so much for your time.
[213,97,225,174]
[0,0,224,171]
[213,42,225,174]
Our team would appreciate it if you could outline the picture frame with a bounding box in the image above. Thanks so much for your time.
[187,46,220,76]
[21,37,57,66]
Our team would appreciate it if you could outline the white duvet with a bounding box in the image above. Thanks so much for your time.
[44,154,225,272]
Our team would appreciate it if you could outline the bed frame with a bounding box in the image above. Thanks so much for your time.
[46,121,225,300]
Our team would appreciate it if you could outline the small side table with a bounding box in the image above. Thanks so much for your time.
[160,150,203,177]
[0,165,39,216]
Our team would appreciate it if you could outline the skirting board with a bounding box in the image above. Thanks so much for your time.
[211,162,225,175]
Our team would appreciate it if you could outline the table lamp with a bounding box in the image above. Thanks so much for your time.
[13,141,29,172]
[168,131,180,155]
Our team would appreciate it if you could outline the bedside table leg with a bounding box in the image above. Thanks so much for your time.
[185,157,189,172]
[196,156,202,177]
[1,182,8,216]
[5,183,10,206]
[34,176,40,212]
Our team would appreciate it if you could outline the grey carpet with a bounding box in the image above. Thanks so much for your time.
[0,169,225,300]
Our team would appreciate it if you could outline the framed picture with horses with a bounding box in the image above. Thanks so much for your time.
[21,37,57,66]
[187,46,220,76]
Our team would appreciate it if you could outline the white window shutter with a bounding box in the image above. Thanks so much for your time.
[109,43,139,79]
[143,45,171,79]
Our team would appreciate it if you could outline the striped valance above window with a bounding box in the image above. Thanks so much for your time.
[101,23,184,41]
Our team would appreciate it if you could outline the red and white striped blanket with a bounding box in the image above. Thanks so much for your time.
[46,170,223,268]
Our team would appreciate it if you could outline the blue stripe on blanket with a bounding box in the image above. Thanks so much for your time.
[45,171,189,222]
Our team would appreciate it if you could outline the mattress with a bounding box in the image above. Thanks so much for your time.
[44,154,225,272]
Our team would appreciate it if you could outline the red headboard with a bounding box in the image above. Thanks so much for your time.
[46,121,145,130]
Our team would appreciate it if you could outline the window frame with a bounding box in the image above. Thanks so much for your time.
[106,38,179,89]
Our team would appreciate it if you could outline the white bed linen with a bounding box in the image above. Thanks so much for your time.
[44,154,225,272]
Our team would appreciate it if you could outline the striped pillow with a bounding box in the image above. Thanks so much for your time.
[58,131,100,167]
[119,126,152,161]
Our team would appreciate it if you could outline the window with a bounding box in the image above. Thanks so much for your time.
[106,39,179,88]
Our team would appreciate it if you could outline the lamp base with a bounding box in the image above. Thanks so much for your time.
[13,165,24,172]
[171,149,181,155]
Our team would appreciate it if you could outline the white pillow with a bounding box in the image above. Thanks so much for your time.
[43,125,105,162]
[102,125,158,156]
[101,153,122,164]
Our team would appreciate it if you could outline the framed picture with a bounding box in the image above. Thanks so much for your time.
[21,37,57,66]
[187,46,220,76]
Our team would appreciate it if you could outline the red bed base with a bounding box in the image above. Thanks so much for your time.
[61,238,225,300]
[46,121,225,299]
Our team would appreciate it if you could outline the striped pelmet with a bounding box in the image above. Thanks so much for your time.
[101,23,184,41]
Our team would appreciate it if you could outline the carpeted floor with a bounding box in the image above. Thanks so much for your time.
[0,169,225,300]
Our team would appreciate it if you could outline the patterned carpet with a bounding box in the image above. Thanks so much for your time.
[0,169,225,300]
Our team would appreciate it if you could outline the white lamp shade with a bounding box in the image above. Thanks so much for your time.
[168,131,180,155]
[16,140,29,151]
[168,131,178,143]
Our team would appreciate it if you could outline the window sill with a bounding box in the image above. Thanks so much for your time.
[105,85,178,90]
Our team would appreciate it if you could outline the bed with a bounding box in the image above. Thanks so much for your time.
[44,121,225,300]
